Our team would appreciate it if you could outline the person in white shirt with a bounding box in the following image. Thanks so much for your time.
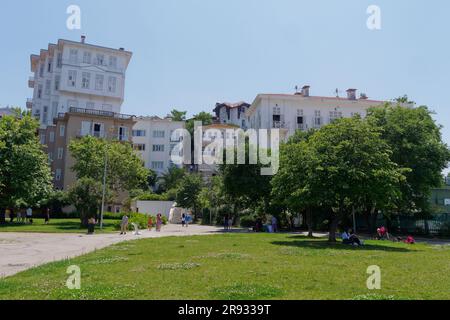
[26,207,32,224]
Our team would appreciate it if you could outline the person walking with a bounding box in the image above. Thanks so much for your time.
[271,216,278,233]
[26,207,32,224]
[228,216,233,231]
[181,213,186,228]
[44,208,50,225]
[120,214,129,235]
[224,214,229,231]
[147,216,153,231]
[87,217,96,235]
[156,213,162,232]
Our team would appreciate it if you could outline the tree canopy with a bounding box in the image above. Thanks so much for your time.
[0,115,53,222]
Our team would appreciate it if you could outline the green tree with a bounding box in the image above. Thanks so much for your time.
[186,111,213,135]
[69,136,149,215]
[158,166,186,192]
[68,177,107,225]
[367,103,450,220]
[170,109,187,121]
[175,174,203,219]
[219,143,273,217]
[0,115,52,223]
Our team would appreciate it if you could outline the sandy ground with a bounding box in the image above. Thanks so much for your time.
[0,224,222,278]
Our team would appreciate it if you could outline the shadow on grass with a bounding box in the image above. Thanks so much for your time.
[271,239,413,252]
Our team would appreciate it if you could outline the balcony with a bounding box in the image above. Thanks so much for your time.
[297,123,305,131]
[68,107,134,120]
[28,77,35,88]
[26,98,33,109]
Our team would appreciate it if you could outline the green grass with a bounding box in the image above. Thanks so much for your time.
[0,219,118,233]
[1,233,450,300]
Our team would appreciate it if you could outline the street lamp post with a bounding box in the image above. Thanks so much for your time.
[100,126,115,229]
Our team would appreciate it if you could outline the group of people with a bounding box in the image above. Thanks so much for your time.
[3,207,49,225]
[119,213,163,235]
[342,226,416,246]
[253,216,278,233]
[223,214,233,231]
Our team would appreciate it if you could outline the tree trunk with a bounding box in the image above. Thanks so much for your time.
[0,207,5,225]
[369,207,378,234]
[328,212,340,242]
[306,207,313,237]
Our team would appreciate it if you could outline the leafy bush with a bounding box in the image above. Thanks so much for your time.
[135,192,172,201]
[240,214,257,228]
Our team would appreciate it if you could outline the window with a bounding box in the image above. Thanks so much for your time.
[56,53,62,68]
[81,121,92,136]
[57,148,64,160]
[49,131,55,143]
[69,49,78,63]
[68,70,77,87]
[93,123,104,138]
[37,85,43,98]
[152,145,165,152]
[34,108,41,120]
[45,80,51,95]
[60,125,65,137]
[83,51,91,64]
[42,106,48,124]
[273,106,281,115]
[55,169,62,181]
[48,152,53,162]
[51,102,58,120]
[133,144,146,151]
[330,111,343,122]
[95,54,105,65]
[47,59,52,73]
[109,56,117,68]
[40,134,46,144]
[108,76,117,93]
[39,64,44,77]
[118,126,128,141]
[153,130,165,138]
[314,110,322,127]
[54,75,60,91]
[86,102,95,109]
[81,72,91,89]
[95,74,104,90]
[151,161,164,170]
[132,130,146,137]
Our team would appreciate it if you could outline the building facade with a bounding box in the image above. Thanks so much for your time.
[131,116,186,176]
[0,107,17,118]
[246,86,413,139]
[27,36,132,128]
[41,107,136,192]
[213,102,250,129]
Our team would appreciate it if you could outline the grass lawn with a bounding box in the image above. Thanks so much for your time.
[0,218,118,233]
[1,233,449,300]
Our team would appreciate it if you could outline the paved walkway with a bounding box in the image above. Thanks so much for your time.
[0,224,223,278]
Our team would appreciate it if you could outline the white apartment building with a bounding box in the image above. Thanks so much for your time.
[246,86,412,139]
[213,102,250,129]
[132,116,186,176]
[27,36,132,128]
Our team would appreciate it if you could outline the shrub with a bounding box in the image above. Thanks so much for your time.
[240,214,257,228]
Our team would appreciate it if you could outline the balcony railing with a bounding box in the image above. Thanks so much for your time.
[272,121,287,129]
[26,98,33,109]
[68,107,134,120]
[28,77,35,88]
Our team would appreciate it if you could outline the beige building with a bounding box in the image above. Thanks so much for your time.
[40,107,136,195]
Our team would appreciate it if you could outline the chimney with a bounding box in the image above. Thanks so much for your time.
[346,88,357,100]
[81,35,86,44]
[301,85,310,97]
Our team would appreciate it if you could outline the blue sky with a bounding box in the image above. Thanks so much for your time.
[1,0,449,172]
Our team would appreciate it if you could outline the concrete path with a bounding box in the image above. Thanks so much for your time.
[0,224,223,278]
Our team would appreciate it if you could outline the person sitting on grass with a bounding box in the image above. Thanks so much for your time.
[342,229,363,246]
[376,226,389,240]
[405,235,415,244]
